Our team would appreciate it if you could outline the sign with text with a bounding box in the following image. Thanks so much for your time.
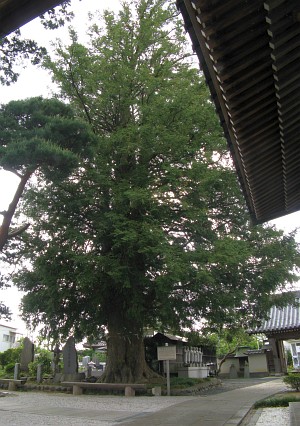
[157,345,177,361]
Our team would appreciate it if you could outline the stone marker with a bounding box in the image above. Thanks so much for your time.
[152,386,162,396]
[14,363,20,380]
[82,356,90,367]
[62,336,84,381]
[20,337,34,372]
[37,364,43,383]
[63,336,78,374]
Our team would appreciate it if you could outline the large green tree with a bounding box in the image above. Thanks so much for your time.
[0,96,95,315]
[10,0,300,382]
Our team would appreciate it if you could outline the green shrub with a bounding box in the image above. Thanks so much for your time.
[169,377,208,389]
[28,349,52,377]
[0,346,22,367]
[5,362,16,374]
[254,396,300,408]
[283,374,300,391]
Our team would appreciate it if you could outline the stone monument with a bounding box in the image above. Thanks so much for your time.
[20,337,34,372]
[62,336,84,381]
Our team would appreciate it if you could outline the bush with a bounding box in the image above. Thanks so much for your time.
[283,374,300,391]
[169,377,209,389]
[28,349,52,377]
[0,346,22,368]
[5,362,16,375]
[254,396,300,408]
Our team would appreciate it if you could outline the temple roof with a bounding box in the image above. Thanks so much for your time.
[249,292,300,335]
[177,0,300,223]
[0,0,64,37]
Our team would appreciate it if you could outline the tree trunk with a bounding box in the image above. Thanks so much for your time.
[102,326,158,383]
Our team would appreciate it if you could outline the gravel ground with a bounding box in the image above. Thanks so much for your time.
[257,407,289,425]
[0,391,195,425]
[0,379,290,426]
[247,407,289,426]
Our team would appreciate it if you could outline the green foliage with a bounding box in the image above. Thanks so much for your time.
[0,346,22,367]
[169,377,209,389]
[254,395,300,408]
[0,32,46,86]
[28,348,52,377]
[215,329,259,358]
[185,331,217,350]
[5,0,300,380]
[283,374,300,391]
[0,97,95,178]
[78,349,106,363]
[4,362,16,374]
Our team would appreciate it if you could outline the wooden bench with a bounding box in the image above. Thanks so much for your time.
[61,381,147,396]
[0,378,27,391]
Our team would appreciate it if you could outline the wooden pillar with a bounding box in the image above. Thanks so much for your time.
[268,337,283,374]
[278,340,287,374]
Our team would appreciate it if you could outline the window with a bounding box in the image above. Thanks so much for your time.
[3,334,9,342]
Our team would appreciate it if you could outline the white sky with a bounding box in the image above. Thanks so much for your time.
[0,0,300,335]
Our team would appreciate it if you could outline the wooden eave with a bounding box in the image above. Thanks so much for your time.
[177,0,300,224]
[0,0,64,38]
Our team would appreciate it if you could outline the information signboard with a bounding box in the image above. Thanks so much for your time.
[157,345,177,361]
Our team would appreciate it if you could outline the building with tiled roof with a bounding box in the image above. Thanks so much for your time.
[249,291,300,340]
[248,291,300,374]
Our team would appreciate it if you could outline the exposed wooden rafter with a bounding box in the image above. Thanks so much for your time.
[177,0,300,223]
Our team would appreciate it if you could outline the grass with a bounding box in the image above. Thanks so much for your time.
[254,391,300,408]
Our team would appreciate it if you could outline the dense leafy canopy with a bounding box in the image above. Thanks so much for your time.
[3,0,300,381]
[0,97,95,316]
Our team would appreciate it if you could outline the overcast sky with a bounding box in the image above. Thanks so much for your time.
[1,0,300,335]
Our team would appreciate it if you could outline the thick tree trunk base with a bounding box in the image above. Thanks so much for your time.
[99,328,162,383]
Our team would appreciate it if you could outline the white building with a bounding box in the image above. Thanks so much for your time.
[0,323,21,352]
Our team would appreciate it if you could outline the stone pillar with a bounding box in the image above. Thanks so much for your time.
[14,363,20,380]
[183,346,188,364]
[73,385,83,395]
[8,381,17,391]
[86,366,92,378]
[125,386,135,396]
[37,364,43,383]
[151,386,162,396]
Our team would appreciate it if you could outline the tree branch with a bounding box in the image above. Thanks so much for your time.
[0,168,34,251]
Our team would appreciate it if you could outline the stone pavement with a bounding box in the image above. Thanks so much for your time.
[0,377,286,426]
[123,377,286,426]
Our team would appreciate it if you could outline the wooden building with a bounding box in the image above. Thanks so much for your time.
[249,292,300,374]
[177,0,300,224]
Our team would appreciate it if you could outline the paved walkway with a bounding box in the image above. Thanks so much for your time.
[123,377,286,425]
[0,377,286,425]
